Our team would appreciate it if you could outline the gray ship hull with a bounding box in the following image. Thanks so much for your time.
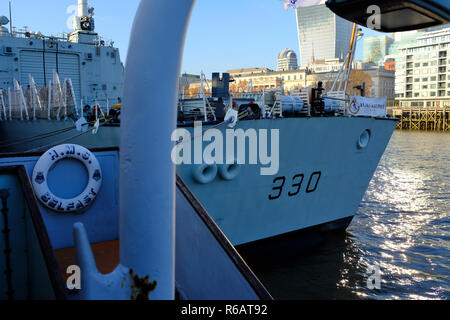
[0,116,397,249]
[177,117,397,246]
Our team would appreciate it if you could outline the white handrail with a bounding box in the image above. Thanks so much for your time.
[8,88,12,120]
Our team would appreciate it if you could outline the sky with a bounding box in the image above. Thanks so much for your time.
[4,0,384,76]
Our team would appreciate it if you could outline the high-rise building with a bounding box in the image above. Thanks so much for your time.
[395,27,450,108]
[296,4,354,67]
[277,49,298,71]
[363,31,424,67]
[363,36,394,66]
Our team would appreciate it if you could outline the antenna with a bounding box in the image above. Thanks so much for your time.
[9,1,12,34]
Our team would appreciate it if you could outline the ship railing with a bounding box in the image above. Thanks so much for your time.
[232,92,262,100]
[0,78,120,121]
[263,88,312,118]
[9,28,115,47]
[10,28,69,42]
[267,94,282,118]
[261,88,283,118]
[0,88,74,121]
[288,89,312,117]
[179,98,217,121]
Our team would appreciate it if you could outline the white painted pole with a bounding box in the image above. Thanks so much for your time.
[66,78,79,117]
[14,80,29,121]
[13,80,23,120]
[78,0,89,17]
[8,88,12,120]
[2,93,6,120]
[33,78,43,111]
[48,80,52,120]
[95,99,98,120]
[0,90,3,121]
[62,80,68,120]
[32,86,36,120]
[53,71,63,120]
[20,85,30,121]
[29,74,35,120]
[106,96,110,117]
[120,0,195,300]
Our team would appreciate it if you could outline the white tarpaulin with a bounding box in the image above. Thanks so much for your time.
[348,96,387,117]
[281,0,326,10]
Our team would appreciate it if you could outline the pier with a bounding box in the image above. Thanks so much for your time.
[387,107,450,132]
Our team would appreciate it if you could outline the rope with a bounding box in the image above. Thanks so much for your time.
[23,120,112,154]
[0,125,77,148]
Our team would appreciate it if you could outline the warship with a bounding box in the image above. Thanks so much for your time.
[0,0,397,254]
[0,0,447,300]
[0,0,123,154]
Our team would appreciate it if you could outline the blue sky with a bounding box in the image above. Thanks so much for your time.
[5,0,384,76]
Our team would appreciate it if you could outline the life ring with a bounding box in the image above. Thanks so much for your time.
[192,163,218,184]
[32,144,102,213]
[218,160,241,181]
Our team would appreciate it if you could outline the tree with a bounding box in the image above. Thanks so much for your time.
[347,70,373,97]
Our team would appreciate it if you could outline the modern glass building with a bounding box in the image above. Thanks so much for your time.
[363,36,394,66]
[295,4,354,67]
[363,31,423,66]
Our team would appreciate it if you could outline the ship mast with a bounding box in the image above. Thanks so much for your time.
[69,0,97,45]
[78,0,89,18]
[9,1,12,34]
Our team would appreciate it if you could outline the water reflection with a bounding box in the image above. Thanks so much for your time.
[351,132,449,300]
[251,233,365,300]
[254,132,449,300]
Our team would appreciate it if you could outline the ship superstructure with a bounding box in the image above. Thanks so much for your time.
[0,0,123,109]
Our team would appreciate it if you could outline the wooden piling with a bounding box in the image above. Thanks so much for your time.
[388,107,450,132]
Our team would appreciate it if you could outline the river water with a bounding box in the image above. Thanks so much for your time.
[253,131,449,300]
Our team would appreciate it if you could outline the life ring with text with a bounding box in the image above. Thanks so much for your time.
[32,144,102,213]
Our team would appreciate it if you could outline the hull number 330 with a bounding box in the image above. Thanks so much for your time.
[269,171,321,200]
